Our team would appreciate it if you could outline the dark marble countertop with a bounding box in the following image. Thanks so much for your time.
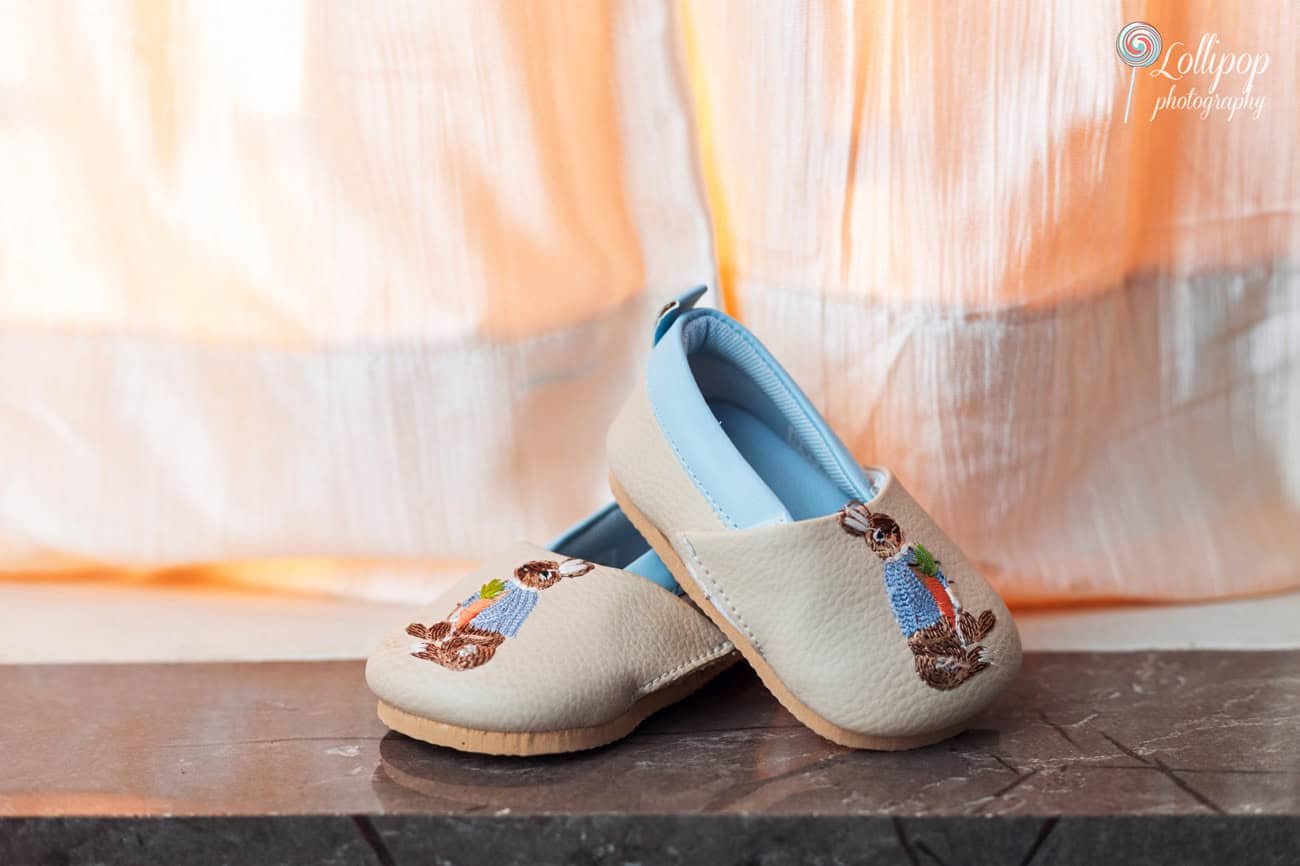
[2,652,1297,865]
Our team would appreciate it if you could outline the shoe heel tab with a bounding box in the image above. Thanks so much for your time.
[652,285,709,345]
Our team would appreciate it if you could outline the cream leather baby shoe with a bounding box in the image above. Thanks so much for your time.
[608,287,1021,750]
[366,502,736,755]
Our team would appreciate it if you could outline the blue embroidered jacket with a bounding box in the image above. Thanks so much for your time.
[458,583,539,638]
[882,548,948,636]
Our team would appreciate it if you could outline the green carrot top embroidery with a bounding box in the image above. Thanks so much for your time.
[479,578,508,599]
[912,543,939,577]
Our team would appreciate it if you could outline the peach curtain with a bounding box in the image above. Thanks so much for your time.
[0,0,1295,603]
[679,0,1298,602]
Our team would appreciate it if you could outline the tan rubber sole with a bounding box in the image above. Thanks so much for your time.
[611,473,968,751]
[377,653,736,756]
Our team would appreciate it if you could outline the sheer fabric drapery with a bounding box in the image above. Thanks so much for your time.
[0,0,1295,603]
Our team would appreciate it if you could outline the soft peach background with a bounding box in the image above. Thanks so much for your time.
[0,0,1295,604]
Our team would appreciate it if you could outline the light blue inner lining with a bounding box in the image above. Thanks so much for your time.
[548,502,680,594]
[705,400,849,521]
[648,306,878,527]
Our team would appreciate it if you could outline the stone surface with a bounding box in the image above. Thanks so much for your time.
[1,653,1296,864]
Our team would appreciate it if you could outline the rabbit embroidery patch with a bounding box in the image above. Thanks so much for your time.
[407,557,594,671]
[839,502,995,690]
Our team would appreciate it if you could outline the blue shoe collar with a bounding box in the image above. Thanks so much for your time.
[646,287,877,529]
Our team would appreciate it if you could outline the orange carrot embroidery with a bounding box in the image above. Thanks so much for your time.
[454,579,509,629]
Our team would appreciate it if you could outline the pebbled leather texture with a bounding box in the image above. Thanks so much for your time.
[677,471,1021,738]
[366,540,733,732]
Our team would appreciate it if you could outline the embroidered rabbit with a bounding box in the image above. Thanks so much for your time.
[839,502,995,690]
[407,557,594,671]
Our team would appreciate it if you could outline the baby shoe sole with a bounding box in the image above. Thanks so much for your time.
[611,473,968,751]
[377,653,736,756]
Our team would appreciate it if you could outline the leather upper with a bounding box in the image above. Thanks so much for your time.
[676,471,1021,737]
[366,541,733,732]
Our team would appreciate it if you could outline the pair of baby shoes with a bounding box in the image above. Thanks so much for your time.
[366,287,1021,755]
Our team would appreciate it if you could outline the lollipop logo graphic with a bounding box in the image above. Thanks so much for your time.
[1117,22,1163,123]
